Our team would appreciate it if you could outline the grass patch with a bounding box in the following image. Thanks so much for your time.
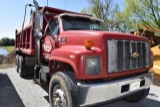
[0,46,15,53]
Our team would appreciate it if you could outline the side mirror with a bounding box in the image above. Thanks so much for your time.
[35,12,43,31]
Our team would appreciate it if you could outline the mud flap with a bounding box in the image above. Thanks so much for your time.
[40,66,49,83]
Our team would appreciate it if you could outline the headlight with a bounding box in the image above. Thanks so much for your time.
[86,56,102,75]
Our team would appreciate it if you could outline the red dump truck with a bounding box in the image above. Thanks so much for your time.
[15,0,154,107]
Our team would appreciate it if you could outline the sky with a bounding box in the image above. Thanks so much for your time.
[0,0,124,39]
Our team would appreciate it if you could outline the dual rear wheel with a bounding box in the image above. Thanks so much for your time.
[16,55,26,77]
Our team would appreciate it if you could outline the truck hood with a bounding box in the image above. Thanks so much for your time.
[59,30,151,80]
[60,30,149,48]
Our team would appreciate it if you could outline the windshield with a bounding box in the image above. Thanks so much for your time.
[62,16,102,31]
[46,18,59,35]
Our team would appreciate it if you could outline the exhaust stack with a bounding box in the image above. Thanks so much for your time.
[33,0,43,64]
[33,0,39,11]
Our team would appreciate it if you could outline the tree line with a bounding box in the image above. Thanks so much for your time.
[0,37,15,46]
[81,0,160,34]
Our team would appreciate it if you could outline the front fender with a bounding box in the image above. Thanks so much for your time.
[49,46,102,79]
[49,56,79,76]
[49,46,87,78]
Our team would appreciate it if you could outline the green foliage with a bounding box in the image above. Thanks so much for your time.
[82,0,119,31]
[124,0,160,29]
[81,0,160,33]
[0,39,4,46]
[0,37,15,46]
[81,7,92,15]
[114,6,139,32]
[0,46,15,53]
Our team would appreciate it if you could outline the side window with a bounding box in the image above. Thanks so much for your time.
[47,18,59,35]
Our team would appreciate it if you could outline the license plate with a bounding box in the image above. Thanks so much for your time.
[130,81,140,91]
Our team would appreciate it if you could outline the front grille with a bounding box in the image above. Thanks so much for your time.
[107,40,150,73]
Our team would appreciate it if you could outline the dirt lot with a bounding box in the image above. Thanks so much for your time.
[0,51,16,68]
[0,68,160,107]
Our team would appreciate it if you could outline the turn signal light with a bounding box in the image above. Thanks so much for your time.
[85,40,93,49]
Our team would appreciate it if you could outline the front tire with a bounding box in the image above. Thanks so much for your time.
[49,72,78,107]
[124,88,150,103]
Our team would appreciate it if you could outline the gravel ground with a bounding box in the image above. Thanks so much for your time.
[0,68,160,107]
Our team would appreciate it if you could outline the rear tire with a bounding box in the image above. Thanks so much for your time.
[49,72,79,107]
[124,88,150,103]
[34,65,40,82]
[16,55,19,72]
[19,56,26,78]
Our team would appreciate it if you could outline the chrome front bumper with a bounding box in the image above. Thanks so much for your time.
[77,72,154,107]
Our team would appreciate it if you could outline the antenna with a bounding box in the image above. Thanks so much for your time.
[65,0,66,10]
[47,0,48,6]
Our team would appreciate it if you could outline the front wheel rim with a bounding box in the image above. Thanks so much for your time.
[53,85,67,107]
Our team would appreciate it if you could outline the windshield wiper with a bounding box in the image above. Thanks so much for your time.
[92,29,102,31]
[66,27,85,30]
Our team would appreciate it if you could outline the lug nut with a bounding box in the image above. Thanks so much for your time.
[54,95,58,98]
[55,93,59,96]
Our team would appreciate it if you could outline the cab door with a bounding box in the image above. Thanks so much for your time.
[42,17,59,62]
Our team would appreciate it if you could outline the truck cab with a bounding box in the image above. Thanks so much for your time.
[15,1,154,107]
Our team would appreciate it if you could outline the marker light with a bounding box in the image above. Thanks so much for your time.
[85,40,93,49]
